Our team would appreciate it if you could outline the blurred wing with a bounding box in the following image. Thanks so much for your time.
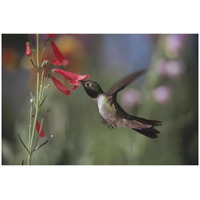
[107,69,146,97]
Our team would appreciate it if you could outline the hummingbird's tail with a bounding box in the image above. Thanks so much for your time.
[132,117,162,139]
[132,127,161,139]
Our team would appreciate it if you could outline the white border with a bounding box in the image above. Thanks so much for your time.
[1,1,199,200]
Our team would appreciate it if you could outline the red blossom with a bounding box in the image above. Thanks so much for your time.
[50,41,70,67]
[52,69,89,81]
[36,120,45,137]
[26,42,32,57]
[52,69,89,91]
[51,76,71,95]
[48,34,55,39]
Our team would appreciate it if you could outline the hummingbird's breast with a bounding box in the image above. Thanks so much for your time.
[97,94,151,129]
[97,94,119,125]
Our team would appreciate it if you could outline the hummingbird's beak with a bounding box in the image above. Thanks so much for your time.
[80,80,86,86]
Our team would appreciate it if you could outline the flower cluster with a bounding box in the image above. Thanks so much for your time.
[46,34,90,95]
[151,34,187,104]
[25,34,90,98]
[48,34,71,67]
[24,34,90,158]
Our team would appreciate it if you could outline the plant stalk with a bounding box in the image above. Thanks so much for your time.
[27,34,40,165]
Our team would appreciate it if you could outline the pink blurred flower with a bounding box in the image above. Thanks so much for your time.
[157,60,184,79]
[152,85,172,104]
[121,89,141,109]
[165,34,186,57]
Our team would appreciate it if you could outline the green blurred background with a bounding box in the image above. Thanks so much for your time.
[2,34,198,165]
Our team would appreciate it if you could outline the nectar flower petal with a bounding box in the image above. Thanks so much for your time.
[36,120,45,137]
[26,42,32,57]
[52,69,90,90]
[52,69,90,81]
[71,85,78,90]
[51,76,71,95]
[50,41,70,67]
[49,59,63,66]
[50,59,70,67]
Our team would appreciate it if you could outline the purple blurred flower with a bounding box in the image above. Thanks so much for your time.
[152,85,172,104]
[121,89,141,109]
[157,60,184,79]
[165,34,187,58]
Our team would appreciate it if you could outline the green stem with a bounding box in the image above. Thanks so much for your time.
[36,34,40,67]
[40,76,48,102]
[27,34,40,165]
[28,103,33,150]
[40,40,47,66]
[38,69,45,103]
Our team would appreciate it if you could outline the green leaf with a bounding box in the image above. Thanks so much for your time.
[39,95,47,108]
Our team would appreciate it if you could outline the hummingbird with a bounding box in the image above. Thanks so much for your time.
[81,69,162,139]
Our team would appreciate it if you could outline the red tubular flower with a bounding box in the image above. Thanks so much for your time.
[48,34,55,39]
[36,120,45,137]
[50,41,70,67]
[52,69,90,90]
[52,69,89,81]
[26,42,32,57]
[51,76,71,95]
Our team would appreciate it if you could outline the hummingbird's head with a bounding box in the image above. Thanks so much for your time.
[81,80,103,98]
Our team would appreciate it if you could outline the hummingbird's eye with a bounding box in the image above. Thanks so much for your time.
[85,82,92,87]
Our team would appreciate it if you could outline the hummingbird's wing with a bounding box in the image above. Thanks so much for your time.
[106,69,146,99]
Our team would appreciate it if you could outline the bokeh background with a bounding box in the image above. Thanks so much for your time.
[2,34,198,165]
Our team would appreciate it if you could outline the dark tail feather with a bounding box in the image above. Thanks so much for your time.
[132,127,160,139]
[132,117,162,139]
[133,116,162,126]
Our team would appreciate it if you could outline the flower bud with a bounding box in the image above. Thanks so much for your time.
[44,60,49,65]
[30,98,34,104]
[46,84,51,89]
[26,42,32,57]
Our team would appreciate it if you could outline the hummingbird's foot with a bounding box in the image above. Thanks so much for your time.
[108,122,117,130]
[108,124,114,130]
